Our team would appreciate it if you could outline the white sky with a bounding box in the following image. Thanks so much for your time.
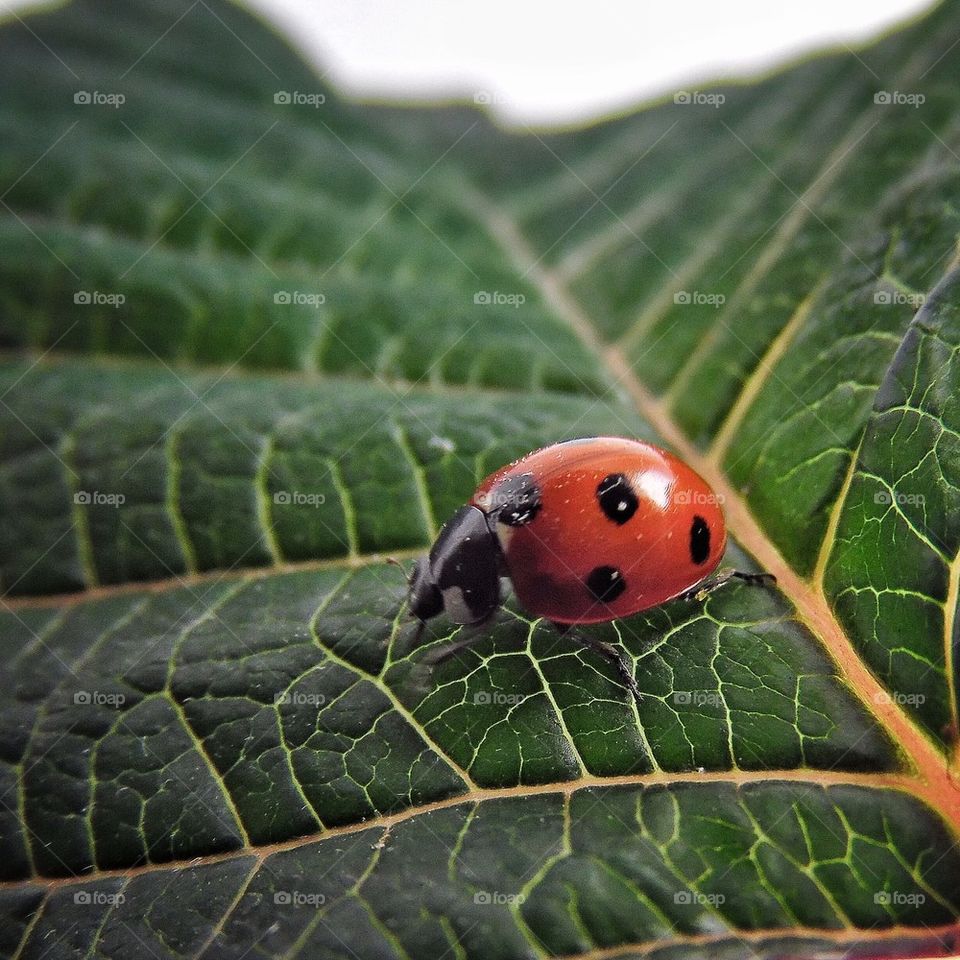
[1,0,935,125]
[246,0,934,124]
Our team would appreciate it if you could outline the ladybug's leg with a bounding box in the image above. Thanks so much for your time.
[553,623,642,705]
[730,571,777,587]
[421,610,500,665]
[678,569,776,602]
[422,631,485,665]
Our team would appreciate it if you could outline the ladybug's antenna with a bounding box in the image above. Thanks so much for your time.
[385,555,409,580]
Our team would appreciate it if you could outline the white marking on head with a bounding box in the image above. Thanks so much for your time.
[442,586,473,624]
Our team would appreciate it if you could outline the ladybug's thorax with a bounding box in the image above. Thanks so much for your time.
[408,506,503,626]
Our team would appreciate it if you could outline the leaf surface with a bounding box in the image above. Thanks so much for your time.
[1,1,960,957]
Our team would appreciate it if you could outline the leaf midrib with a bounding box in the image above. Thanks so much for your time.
[0,768,928,891]
[0,547,425,610]
[459,179,960,831]
[556,922,960,960]
[0,349,580,400]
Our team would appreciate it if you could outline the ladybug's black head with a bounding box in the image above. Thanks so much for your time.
[407,505,502,625]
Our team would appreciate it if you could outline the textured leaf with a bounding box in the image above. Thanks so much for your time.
[1,0,959,957]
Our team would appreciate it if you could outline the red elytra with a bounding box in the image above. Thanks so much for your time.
[470,436,727,624]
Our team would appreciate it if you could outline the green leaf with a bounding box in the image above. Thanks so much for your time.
[0,362,636,593]
[1,0,959,957]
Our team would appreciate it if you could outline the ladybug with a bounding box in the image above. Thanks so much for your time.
[407,437,774,700]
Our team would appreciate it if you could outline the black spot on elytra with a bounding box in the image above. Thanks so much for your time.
[586,565,627,603]
[596,472,638,525]
[690,515,710,564]
[493,473,542,527]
